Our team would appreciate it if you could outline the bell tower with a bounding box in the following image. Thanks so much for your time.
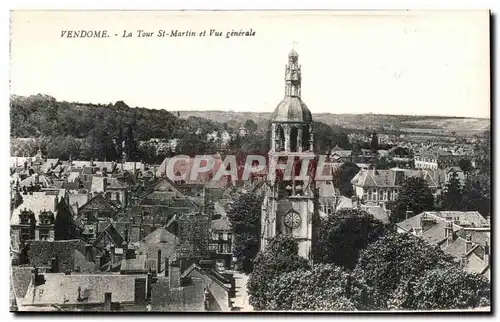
[261,49,319,261]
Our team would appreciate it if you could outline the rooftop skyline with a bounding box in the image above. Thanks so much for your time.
[10,10,490,118]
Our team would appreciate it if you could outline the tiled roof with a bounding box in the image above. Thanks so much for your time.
[212,217,231,232]
[431,211,489,228]
[19,175,51,188]
[91,176,106,193]
[351,169,447,188]
[143,227,178,245]
[68,194,89,214]
[26,239,88,272]
[465,253,488,274]
[11,193,58,225]
[120,254,148,273]
[22,273,137,306]
[442,237,472,260]
[396,212,463,245]
[41,159,59,172]
[361,206,389,224]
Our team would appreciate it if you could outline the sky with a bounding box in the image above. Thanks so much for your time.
[9,10,490,118]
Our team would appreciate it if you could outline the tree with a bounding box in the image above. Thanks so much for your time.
[331,162,360,197]
[438,171,463,211]
[370,131,379,152]
[388,268,490,310]
[459,158,474,174]
[227,194,262,273]
[247,235,310,310]
[263,264,366,311]
[461,174,491,218]
[389,177,434,223]
[315,209,387,269]
[244,119,258,133]
[354,232,455,307]
[126,124,140,162]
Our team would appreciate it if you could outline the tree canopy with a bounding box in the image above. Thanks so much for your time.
[354,232,455,307]
[389,176,435,223]
[315,208,387,269]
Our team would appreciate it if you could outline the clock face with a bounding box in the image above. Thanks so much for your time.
[284,212,301,229]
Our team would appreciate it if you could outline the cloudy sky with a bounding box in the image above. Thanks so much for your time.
[10,10,490,118]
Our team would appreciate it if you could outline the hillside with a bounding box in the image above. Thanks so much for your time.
[177,111,490,136]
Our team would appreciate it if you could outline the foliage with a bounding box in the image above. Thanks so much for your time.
[227,194,262,273]
[458,159,474,174]
[461,174,491,218]
[10,94,229,162]
[389,177,435,223]
[248,235,310,310]
[388,268,490,310]
[331,162,360,197]
[264,264,366,311]
[315,209,387,269]
[314,121,350,154]
[354,232,454,307]
[244,119,258,133]
[438,171,463,211]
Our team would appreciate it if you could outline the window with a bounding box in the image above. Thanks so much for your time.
[326,207,332,215]
[218,233,223,240]
[227,233,232,241]
[368,190,372,201]
[39,229,50,241]
[219,244,224,253]
[222,233,228,241]
[223,244,230,254]
[115,193,120,201]
[20,229,31,242]
[212,232,218,240]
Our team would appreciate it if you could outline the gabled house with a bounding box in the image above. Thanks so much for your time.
[396,211,490,280]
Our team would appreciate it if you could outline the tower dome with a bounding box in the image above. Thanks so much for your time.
[272,97,312,123]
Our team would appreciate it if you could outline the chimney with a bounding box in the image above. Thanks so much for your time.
[124,226,129,243]
[85,244,93,262]
[157,250,162,275]
[95,255,101,272]
[460,254,468,269]
[51,257,58,273]
[465,234,473,253]
[484,242,490,266]
[31,267,39,286]
[165,260,169,277]
[110,244,116,266]
[122,241,129,260]
[445,221,454,245]
[406,210,413,220]
[146,272,153,300]
[169,261,181,288]
[420,213,436,232]
[104,292,112,312]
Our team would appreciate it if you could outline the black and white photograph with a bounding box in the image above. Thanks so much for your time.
[8,10,491,312]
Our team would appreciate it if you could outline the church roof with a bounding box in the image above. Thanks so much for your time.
[289,48,298,57]
[272,97,312,123]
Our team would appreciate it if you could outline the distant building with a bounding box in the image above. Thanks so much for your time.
[414,151,462,170]
[350,168,464,205]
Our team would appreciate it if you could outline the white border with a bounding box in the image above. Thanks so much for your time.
[1,1,497,321]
